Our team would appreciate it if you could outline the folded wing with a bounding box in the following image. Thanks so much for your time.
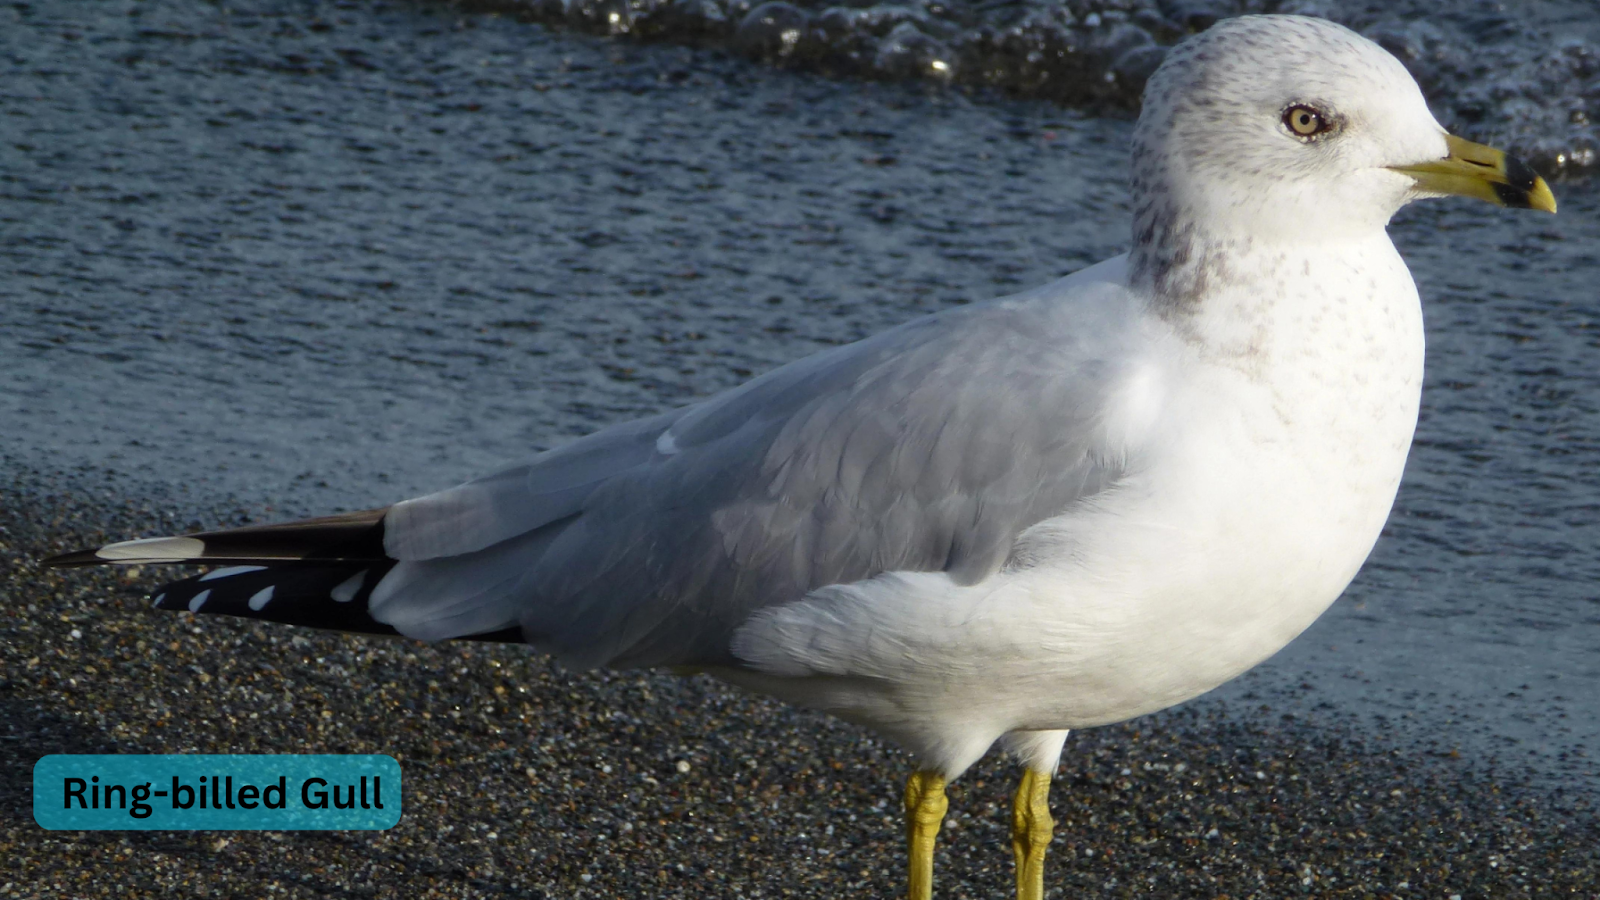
[373,265,1145,669]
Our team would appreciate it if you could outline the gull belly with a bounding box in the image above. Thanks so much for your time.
[726,234,1425,774]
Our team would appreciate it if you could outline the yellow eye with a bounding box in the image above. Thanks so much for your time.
[1284,105,1327,138]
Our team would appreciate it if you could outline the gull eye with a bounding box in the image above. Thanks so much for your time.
[1283,104,1330,139]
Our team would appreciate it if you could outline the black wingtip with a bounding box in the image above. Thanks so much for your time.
[43,548,109,568]
[40,506,392,570]
[144,563,529,644]
[458,625,526,644]
[150,561,404,637]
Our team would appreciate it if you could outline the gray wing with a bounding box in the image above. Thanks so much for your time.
[371,265,1145,669]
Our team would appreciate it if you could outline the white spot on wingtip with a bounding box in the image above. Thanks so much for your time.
[655,429,679,456]
[331,570,366,603]
[247,586,274,611]
[200,565,267,582]
[96,536,206,562]
[188,590,211,612]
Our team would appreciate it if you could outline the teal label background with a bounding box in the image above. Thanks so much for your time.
[33,754,401,830]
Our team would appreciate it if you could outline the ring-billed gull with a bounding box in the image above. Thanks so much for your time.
[48,14,1554,899]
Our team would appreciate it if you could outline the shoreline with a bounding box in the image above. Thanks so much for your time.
[428,0,1600,177]
[4,476,1595,898]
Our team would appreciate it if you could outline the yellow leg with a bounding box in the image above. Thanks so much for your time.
[1010,768,1054,900]
[904,770,949,900]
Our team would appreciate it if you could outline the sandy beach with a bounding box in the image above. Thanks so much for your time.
[3,477,1595,897]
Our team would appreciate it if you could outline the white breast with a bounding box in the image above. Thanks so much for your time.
[1001,234,1425,727]
[725,234,1425,766]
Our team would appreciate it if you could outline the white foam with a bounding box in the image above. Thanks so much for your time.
[655,430,679,456]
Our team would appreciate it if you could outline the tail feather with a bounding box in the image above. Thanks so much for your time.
[44,508,525,644]
[44,508,390,568]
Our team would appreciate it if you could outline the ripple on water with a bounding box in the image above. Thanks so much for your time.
[454,0,1600,175]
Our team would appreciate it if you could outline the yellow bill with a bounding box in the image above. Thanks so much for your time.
[1390,134,1557,213]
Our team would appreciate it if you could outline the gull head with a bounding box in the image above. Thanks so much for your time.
[1129,14,1554,270]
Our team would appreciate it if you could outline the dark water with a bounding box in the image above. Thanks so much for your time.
[462,0,1600,175]
[3,0,1597,794]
